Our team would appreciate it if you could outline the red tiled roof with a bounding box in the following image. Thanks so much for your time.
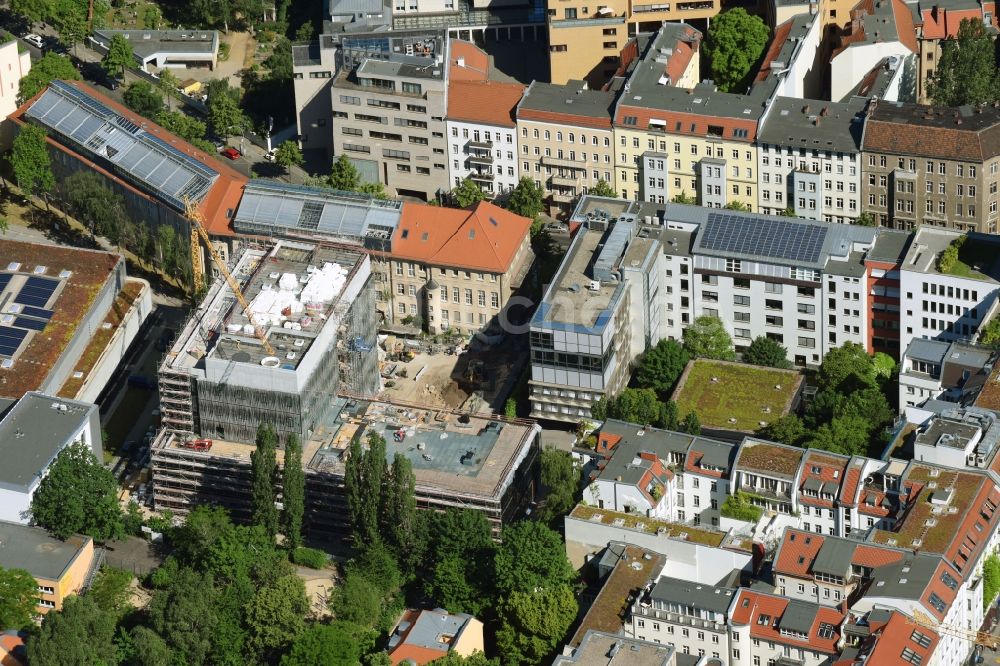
[9,80,247,237]
[0,634,24,666]
[921,3,996,39]
[834,0,918,57]
[839,461,864,506]
[756,19,794,83]
[392,201,532,274]
[835,611,939,666]
[774,529,826,577]
[731,590,844,653]
[448,40,490,82]
[852,544,904,568]
[447,80,525,128]
[614,104,757,142]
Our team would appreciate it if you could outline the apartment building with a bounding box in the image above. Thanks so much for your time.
[385,200,534,334]
[755,96,865,222]
[864,229,910,358]
[331,33,493,200]
[830,0,918,102]
[445,80,524,196]
[516,80,617,217]
[528,200,663,422]
[292,35,337,156]
[861,99,1000,233]
[614,78,763,208]
[898,339,996,409]
[898,226,1000,353]
[0,522,97,616]
[544,0,719,88]
[0,32,29,119]
[0,394,101,525]
[630,577,735,659]
[915,0,998,103]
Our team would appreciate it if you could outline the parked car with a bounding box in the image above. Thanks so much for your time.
[221,147,241,160]
[23,34,43,49]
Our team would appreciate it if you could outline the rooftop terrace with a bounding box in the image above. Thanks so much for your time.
[735,440,805,478]
[570,505,743,549]
[902,228,1000,282]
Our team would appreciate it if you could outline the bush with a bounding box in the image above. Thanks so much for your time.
[720,492,762,523]
[292,547,328,569]
[937,244,958,273]
[218,42,231,61]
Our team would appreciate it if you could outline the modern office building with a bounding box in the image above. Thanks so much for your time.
[89,29,220,72]
[528,199,664,422]
[0,393,101,524]
[157,238,379,445]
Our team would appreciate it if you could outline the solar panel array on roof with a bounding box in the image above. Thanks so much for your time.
[14,276,58,308]
[699,212,829,265]
[0,327,26,356]
[25,81,219,211]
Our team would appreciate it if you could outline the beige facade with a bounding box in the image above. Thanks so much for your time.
[545,0,719,87]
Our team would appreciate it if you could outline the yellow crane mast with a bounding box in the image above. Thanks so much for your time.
[184,198,276,356]
[910,608,999,650]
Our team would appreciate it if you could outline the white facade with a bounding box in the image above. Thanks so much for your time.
[0,37,30,119]
[830,44,914,102]
[446,119,520,195]
[756,144,862,222]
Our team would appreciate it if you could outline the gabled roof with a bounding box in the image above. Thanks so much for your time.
[447,39,489,82]
[833,611,939,666]
[391,201,531,274]
[834,0,919,56]
[920,1,997,39]
[862,98,1000,162]
[447,80,524,128]
[730,589,844,653]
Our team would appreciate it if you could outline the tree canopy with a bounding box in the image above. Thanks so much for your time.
[27,596,118,666]
[123,81,164,118]
[330,154,362,191]
[452,178,486,208]
[928,18,1000,106]
[703,8,769,92]
[591,387,679,428]
[742,336,792,369]
[589,180,617,198]
[18,52,80,103]
[274,142,304,171]
[206,79,248,141]
[11,124,54,201]
[538,448,578,524]
[102,34,137,80]
[282,434,305,551]
[682,316,736,360]
[0,566,39,630]
[636,338,690,396]
[31,443,122,541]
[251,424,279,540]
[506,177,545,219]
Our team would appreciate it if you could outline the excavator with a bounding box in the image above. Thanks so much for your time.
[184,198,275,356]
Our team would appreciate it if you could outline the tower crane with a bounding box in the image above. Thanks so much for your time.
[909,608,999,650]
[184,198,276,356]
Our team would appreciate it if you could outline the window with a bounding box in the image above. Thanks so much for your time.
[901,647,923,665]
[817,623,835,639]
[910,631,932,649]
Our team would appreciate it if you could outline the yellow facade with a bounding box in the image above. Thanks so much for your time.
[612,126,758,208]
[36,536,94,615]
[546,0,719,86]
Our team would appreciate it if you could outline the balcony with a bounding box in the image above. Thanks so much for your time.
[550,174,580,187]
[467,153,493,166]
[467,139,492,150]
[470,170,494,182]
[551,191,576,203]
[542,155,586,170]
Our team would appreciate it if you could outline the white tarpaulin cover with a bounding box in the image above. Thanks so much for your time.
[246,263,346,326]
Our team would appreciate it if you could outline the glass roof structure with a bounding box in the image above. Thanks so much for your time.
[233,180,401,246]
[25,81,218,210]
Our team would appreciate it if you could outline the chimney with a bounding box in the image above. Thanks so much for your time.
[820,106,830,116]
[457,56,465,67]
[802,104,811,114]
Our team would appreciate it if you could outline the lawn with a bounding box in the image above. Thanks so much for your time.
[940,238,999,281]
[671,359,802,432]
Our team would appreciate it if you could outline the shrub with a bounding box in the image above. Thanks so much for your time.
[292,546,328,569]
[218,42,231,61]
[720,492,763,523]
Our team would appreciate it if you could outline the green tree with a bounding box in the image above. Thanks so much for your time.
[506,177,545,219]
[720,491,763,522]
[853,212,876,227]
[589,179,617,198]
[0,566,38,630]
[156,68,181,111]
[981,317,1000,347]
[872,351,897,379]
[18,51,81,103]
[102,33,137,80]
[27,596,118,666]
[495,521,575,597]
[206,79,248,142]
[251,424,279,540]
[496,584,578,666]
[682,316,736,360]
[281,622,376,666]
[384,453,417,565]
[130,625,173,665]
[345,432,388,547]
[538,448,578,524]
[282,434,305,552]
[593,387,663,424]
[636,338,690,396]
[743,336,792,368]
[658,399,679,430]
[11,124,55,211]
[724,200,751,211]
[148,567,219,665]
[274,141,304,171]
[452,178,485,208]
[245,574,308,655]
[504,398,517,417]
[123,81,164,117]
[681,410,701,435]
[983,552,1000,610]
[671,191,696,204]
[86,568,133,617]
[928,18,1000,107]
[703,8,769,92]
[428,653,499,666]
[807,415,871,456]
[11,0,49,23]
[330,154,361,191]
[816,342,877,393]
[172,504,234,567]
[424,509,495,615]
[756,414,806,446]
[331,545,402,632]
[56,6,87,54]
[31,443,122,541]
[358,181,390,199]
[63,172,130,242]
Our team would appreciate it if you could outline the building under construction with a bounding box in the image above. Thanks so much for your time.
[152,396,540,534]
[157,238,379,444]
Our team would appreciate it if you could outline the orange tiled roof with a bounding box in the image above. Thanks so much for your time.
[774,529,826,577]
[921,3,996,39]
[392,201,532,274]
[0,634,24,666]
[447,80,525,128]
[10,80,247,236]
[834,0,918,58]
[835,611,939,666]
[731,590,844,653]
[756,19,794,83]
[448,39,489,82]
[852,544,904,568]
